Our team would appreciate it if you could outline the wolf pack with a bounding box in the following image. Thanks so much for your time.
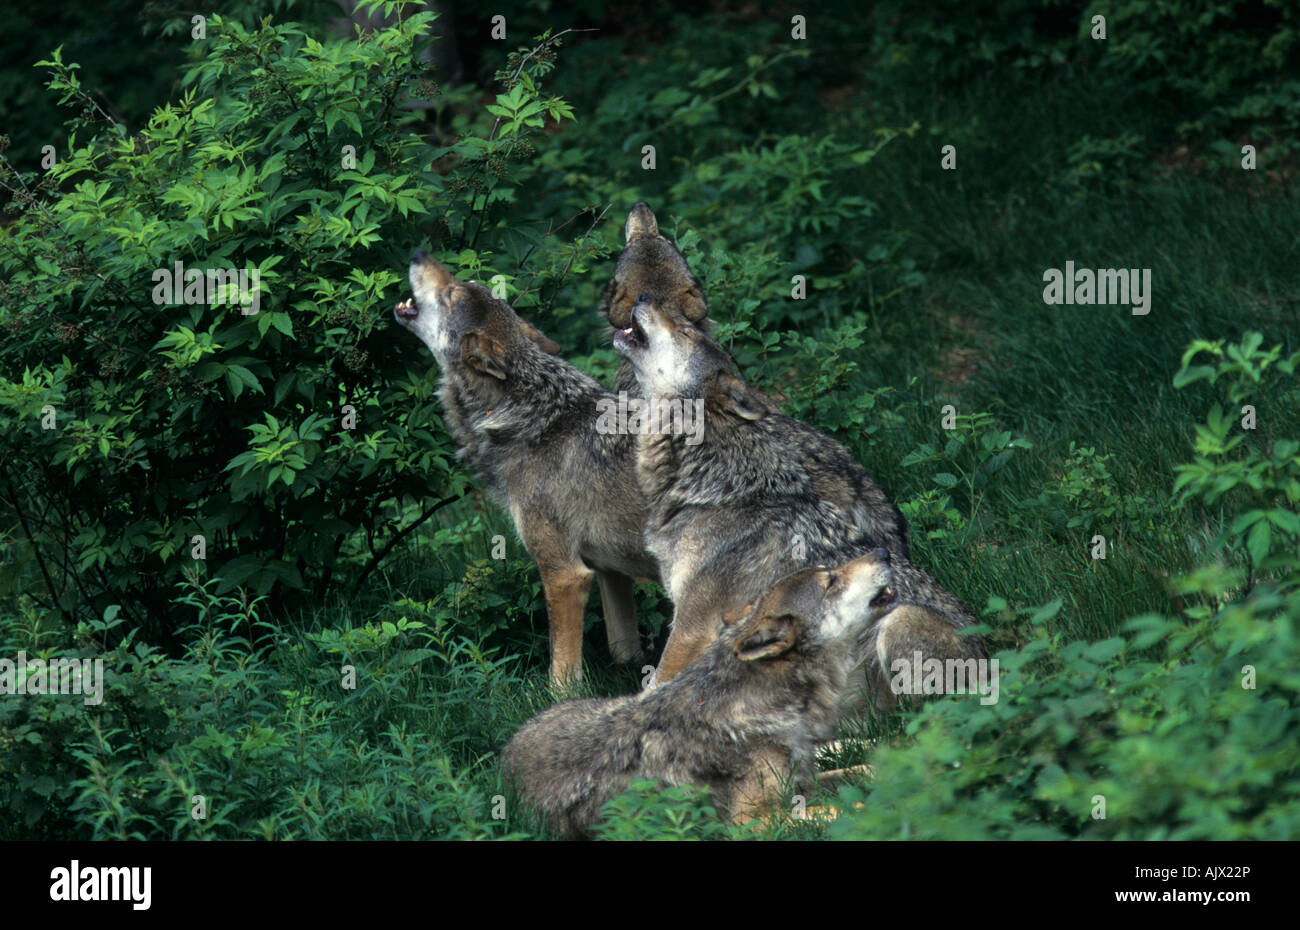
[394,203,988,838]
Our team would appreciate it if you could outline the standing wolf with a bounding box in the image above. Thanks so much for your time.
[394,204,712,684]
[394,252,658,683]
[613,296,985,702]
[502,549,898,838]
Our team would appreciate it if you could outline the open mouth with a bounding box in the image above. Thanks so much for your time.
[394,297,418,321]
[612,312,648,354]
[869,586,896,609]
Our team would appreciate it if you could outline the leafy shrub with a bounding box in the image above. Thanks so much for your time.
[867,0,1300,146]
[1,572,526,839]
[0,7,588,633]
[900,409,1034,538]
[828,332,1300,840]
[590,779,732,841]
[1172,331,1300,591]
[1062,131,1147,195]
[1012,442,1155,544]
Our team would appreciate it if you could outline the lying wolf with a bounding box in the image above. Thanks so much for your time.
[501,549,898,838]
[394,252,658,683]
[613,296,985,700]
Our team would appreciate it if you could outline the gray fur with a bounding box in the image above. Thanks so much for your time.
[614,296,985,694]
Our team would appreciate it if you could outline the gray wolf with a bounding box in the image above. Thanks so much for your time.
[598,202,711,394]
[612,296,985,702]
[394,252,658,683]
[501,549,898,838]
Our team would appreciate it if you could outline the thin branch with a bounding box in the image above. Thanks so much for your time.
[353,493,459,591]
[485,28,596,145]
[542,202,612,317]
[2,474,71,624]
[640,46,810,142]
[453,26,597,243]
[512,206,589,275]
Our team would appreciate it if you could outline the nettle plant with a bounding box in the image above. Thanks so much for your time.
[900,408,1034,541]
[0,3,582,636]
[1172,331,1300,593]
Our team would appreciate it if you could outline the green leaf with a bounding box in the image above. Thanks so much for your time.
[270,313,294,338]
[225,364,262,398]
[1246,519,1271,566]
[1084,637,1125,663]
[1172,364,1216,389]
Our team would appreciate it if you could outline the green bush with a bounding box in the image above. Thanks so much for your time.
[589,779,731,841]
[828,333,1300,840]
[868,0,1300,146]
[0,7,590,633]
[0,572,526,839]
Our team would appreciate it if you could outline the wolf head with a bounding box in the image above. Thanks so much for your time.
[613,295,775,422]
[728,549,897,665]
[600,202,709,331]
[395,251,560,376]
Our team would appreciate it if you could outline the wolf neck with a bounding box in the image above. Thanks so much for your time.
[638,407,798,507]
[614,360,641,396]
[441,347,612,464]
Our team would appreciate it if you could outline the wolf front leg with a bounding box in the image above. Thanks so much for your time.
[596,570,643,665]
[728,746,791,829]
[538,563,595,687]
[651,577,742,683]
[652,617,718,683]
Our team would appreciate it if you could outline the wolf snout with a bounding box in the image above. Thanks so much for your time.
[394,298,418,321]
[625,202,660,240]
[631,294,659,326]
[408,250,456,290]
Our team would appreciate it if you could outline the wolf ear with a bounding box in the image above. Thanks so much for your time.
[713,372,771,421]
[519,319,562,355]
[625,202,659,241]
[461,331,509,380]
[734,613,803,661]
